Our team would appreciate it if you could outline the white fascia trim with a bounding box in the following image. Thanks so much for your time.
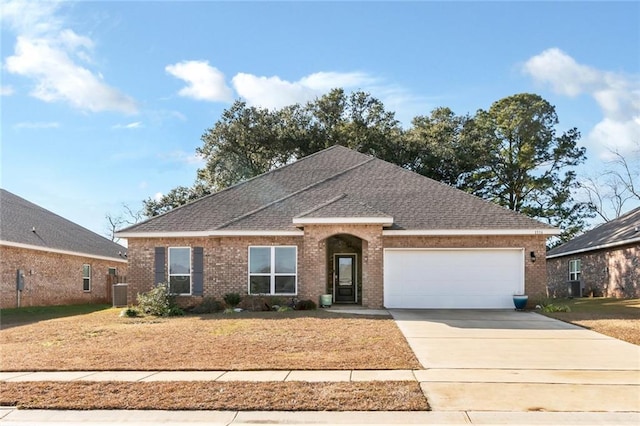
[292,217,394,226]
[0,240,128,263]
[115,230,305,238]
[546,236,640,259]
[383,229,561,236]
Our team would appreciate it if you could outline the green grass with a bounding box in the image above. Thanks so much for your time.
[542,297,639,316]
[0,304,111,329]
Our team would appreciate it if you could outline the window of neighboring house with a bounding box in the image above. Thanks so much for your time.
[168,247,191,295]
[569,259,581,281]
[82,264,91,292]
[249,246,297,295]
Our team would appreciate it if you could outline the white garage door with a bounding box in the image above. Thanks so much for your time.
[384,249,524,309]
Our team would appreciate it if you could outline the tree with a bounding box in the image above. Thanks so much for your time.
[145,89,406,216]
[142,183,212,218]
[405,107,487,186]
[580,142,640,221]
[466,93,593,244]
[105,203,144,242]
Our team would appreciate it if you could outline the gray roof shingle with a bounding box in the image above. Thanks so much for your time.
[547,207,640,258]
[119,145,554,234]
[1,189,127,260]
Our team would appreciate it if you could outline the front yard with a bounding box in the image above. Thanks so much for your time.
[0,306,426,411]
[538,297,640,345]
[0,307,420,371]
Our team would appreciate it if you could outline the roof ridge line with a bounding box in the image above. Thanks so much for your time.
[117,145,357,233]
[213,157,375,230]
[294,194,347,218]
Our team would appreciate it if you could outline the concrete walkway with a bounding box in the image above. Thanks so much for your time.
[0,370,416,383]
[390,309,640,413]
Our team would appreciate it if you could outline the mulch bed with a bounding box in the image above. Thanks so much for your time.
[0,381,429,411]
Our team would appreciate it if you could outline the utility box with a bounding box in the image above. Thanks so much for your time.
[568,280,582,298]
[112,283,128,307]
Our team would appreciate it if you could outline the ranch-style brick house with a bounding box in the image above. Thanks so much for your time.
[547,207,640,298]
[0,189,128,309]
[117,145,558,309]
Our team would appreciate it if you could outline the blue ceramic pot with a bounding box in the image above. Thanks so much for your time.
[513,295,528,310]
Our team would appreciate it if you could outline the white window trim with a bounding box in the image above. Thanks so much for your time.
[569,259,581,281]
[82,264,91,292]
[248,246,298,296]
[168,247,192,295]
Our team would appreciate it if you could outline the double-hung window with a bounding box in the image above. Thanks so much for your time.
[249,246,297,295]
[82,264,91,292]
[568,259,581,281]
[168,247,191,295]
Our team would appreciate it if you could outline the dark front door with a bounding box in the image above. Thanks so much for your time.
[334,254,356,303]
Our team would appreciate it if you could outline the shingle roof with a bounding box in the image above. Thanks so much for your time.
[118,145,555,235]
[1,189,127,261]
[547,207,640,258]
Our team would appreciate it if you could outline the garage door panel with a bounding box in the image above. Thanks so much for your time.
[384,249,523,309]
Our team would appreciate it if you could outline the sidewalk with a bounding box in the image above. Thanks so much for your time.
[2,407,639,425]
[1,370,417,382]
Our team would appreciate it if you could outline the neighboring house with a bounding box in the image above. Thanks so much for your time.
[116,146,557,309]
[0,189,128,308]
[547,207,640,298]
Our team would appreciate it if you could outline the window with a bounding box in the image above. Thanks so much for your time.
[569,259,581,281]
[168,247,191,295]
[108,267,117,276]
[249,246,297,295]
[82,264,91,292]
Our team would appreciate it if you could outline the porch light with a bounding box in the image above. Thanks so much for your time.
[530,251,536,263]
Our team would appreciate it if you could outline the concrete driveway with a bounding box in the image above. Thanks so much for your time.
[390,309,640,413]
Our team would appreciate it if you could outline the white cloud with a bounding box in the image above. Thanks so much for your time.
[153,192,163,202]
[231,71,378,109]
[113,121,143,129]
[14,121,60,129]
[158,150,205,166]
[166,60,233,102]
[523,48,640,155]
[2,0,138,114]
[1,85,14,96]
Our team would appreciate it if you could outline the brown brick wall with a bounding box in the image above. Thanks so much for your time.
[383,234,549,300]
[125,232,549,309]
[0,245,128,309]
[547,243,640,298]
[126,236,304,305]
[300,225,384,308]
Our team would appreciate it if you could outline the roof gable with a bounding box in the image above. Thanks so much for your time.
[548,207,640,258]
[1,189,127,261]
[118,145,556,236]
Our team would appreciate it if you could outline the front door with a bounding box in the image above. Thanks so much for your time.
[334,254,357,303]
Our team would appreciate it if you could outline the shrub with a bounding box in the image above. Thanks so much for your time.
[191,297,225,314]
[295,299,317,310]
[223,292,241,308]
[120,307,140,318]
[137,283,181,316]
[277,306,293,312]
[239,296,273,311]
[540,303,571,313]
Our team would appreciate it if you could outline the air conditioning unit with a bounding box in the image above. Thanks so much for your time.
[112,283,128,307]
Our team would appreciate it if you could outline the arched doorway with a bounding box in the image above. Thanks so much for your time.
[326,234,363,304]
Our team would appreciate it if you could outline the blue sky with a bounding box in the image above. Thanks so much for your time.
[2,0,639,238]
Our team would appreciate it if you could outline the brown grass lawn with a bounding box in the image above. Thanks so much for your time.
[0,307,426,411]
[0,308,421,371]
[539,298,640,345]
[0,381,428,411]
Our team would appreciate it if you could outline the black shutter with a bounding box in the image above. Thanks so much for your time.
[154,247,166,285]
[192,247,204,296]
